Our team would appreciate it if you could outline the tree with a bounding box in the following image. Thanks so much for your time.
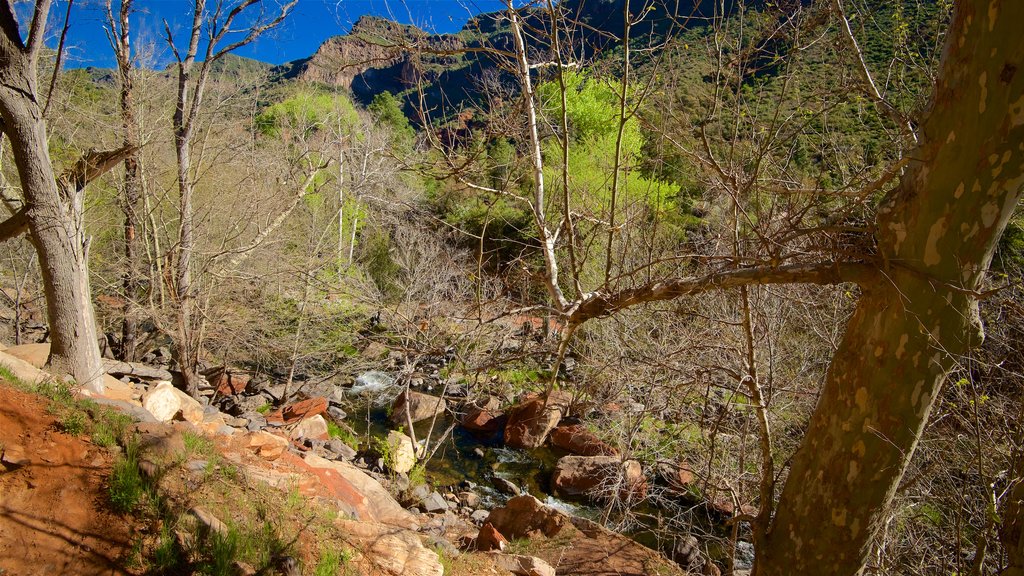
[0,0,132,391]
[165,0,296,396]
[419,0,1022,571]
[106,0,145,362]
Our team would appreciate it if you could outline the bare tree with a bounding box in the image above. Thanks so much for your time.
[165,0,296,396]
[0,1,132,391]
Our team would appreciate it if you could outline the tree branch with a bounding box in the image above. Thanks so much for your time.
[568,262,875,323]
[0,205,28,242]
[59,145,139,193]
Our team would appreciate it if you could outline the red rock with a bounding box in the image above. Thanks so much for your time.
[461,408,505,433]
[550,424,619,457]
[504,391,571,449]
[475,522,508,551]
[212,371,249,396]
[267,397,328,425]
[485,495,567,540]
[551,455,647,502]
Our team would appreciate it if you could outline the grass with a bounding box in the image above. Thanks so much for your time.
[314,546,353,576]
[109,437,144,514]
[327,420,358,448]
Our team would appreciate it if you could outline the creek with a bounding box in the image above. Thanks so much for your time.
[339,372,747,568]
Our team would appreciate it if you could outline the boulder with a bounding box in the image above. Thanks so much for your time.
[334,519,442,576]
[492,476,521,496]
[385,430,418,475]
[299,454,418,528]
[490,553,556,576]
[208,370,249,396]
[658,460,698,495]
[2,342,49,368]
[328,439,357,460]
[475,522,507,551]
[246,430,289,461]
[390,390,447,424]
[142,381,203,424]
[551,455,647,501]
[503,391,571,449]
[419,491,449,513]
[550,424,619,456]
[267,396,328,425]
[485,495,567,540]
[291,414,329,441]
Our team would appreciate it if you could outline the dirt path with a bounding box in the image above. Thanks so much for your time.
[0,382,141,576]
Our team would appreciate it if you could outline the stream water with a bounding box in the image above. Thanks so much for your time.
[339,374,742,566]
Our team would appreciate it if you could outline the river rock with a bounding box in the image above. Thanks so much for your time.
[390,390,447,424]
[551,455,647,501]
[485,495,567,540]
[385,430,418,474]
[503,391,571,449]
[476,522,507,551]
[492,476,522,496]
[550,424,619,456]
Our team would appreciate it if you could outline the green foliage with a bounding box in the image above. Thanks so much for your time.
[359,227,403,302]
[327,420,359,448]
[314,546,353,576]
[182,430,215,457]
[256,89,359,139]
[368,91,415,143]
[109,438,144,514]
[408,464,427,489]
[256,402,273,414]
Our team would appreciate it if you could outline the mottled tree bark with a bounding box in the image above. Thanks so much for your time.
[756,1,1024,574]
[0,0,105,390]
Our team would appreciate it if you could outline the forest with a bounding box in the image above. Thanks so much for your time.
[0,0,1022,575]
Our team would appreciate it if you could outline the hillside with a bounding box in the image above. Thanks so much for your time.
[2,1,1023,576]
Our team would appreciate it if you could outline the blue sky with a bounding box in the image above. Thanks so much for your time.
[47,0,509,69]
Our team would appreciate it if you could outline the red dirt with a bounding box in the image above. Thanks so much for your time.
[0,382,142,575]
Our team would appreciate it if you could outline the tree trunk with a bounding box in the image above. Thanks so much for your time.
[0,84,105,392]
[756,1,1024,574]
[112,0,143,362]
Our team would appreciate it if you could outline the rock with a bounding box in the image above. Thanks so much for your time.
[88,397,158,423]
[551,455,647,501]
[426,536,459,559]
[470,509,490,524]
[102,359,173,382]
[490,553,556,576]
[503,391,571,449]
[669,534,704,571]
[208,369,249,396]
[242,411,267,431]
[290,414,329,441]
[2,343,50,368]
[334,519,442,576]
[1,444,29,468]
[390,390,447,424]
[420,491,449,513]
[328,439,357,460]
[142,381,198,423]
[550,424,619,456]
[299,453,418,528]
[385,430,418,475]
[458,491,480,508]
[475,522,507,551]
[189,506,228,535]
[246,430,289,460]
[658,460,698,495]
[327,406,347,421]
[267,397,328,425]
[485,495,567,540]
[492,476,521,496]
[460,408,505,434]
